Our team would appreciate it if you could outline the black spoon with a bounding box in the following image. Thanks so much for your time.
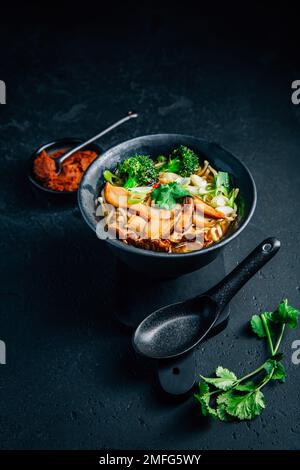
[133,238,281,360]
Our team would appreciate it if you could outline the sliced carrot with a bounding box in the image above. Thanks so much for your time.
[194,195,225,219]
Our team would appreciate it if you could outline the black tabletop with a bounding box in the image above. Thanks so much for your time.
[0,2,300,450]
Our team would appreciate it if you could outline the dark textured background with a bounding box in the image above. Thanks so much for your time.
[0,1,300,450]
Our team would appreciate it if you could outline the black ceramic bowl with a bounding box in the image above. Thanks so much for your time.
[28,138,102,203]
[78,134,256,277]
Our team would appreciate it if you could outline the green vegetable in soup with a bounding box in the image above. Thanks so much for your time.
[159,145,199,177]
[152,182,191,210]
[214,171,230,195]
[103,170,123,185]
[117,154,157,189]
[154,155,167,170]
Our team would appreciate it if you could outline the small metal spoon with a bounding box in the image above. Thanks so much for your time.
[133,238,281,360]
[53,111,138,174]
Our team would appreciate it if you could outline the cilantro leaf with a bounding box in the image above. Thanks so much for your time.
[250,314,267,338]
[264,359,286,382]
[225,390,265,420]
[250,312,279,338]
[197,395,217,418]
[194,382,217,418]
[194,299,299,423]
[194,381,209,397]
[215,392,235,421]
[200,366,237,391]
[235,381,257,392]
[263,359,275,376]
[216,390,234,405]
[272,362,286,382]
[216,404,232,422]
[272,299,300,329]
[152,182,191,210]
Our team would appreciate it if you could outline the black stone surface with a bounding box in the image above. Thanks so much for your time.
[0,2,300,450]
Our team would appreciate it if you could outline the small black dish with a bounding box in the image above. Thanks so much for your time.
[28,138,102,204]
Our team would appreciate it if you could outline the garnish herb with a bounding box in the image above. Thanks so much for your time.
[194,299,300,421]
[151,182,191,210]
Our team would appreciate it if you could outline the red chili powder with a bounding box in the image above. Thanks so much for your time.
[33,148,97,192]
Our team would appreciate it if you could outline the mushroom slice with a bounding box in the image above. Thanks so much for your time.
[158,172,181,184]
[146,210,174,240]
[104,182,129,208]
[128,203,151,221]
[129,203,178,239]
[193,212,216,229]
[219,219,231,236]
[129,202,179,223]
[174,197,194,234]
[126,215,147,237]
[205,219,230,243]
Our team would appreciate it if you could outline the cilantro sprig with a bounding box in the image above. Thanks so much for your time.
[151,182,191,210]
[194,299,300,421]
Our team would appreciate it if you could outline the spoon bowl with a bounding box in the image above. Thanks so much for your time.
[133,296,218,359]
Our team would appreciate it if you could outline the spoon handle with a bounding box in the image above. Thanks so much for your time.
[207,238,281,309]
[56,111,138,168]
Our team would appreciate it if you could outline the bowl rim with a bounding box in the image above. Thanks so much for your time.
[28,137,103,195]
[78,133,257,258]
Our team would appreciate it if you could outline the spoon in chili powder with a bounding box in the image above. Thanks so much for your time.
[32,111,138,192]
[53,111,138,175]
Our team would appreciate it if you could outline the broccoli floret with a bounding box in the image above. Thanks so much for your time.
[154,155,167,170]
[164,156,181,174]
[180,147,199,177]
[167,145,199,177]
[117,154,157,188]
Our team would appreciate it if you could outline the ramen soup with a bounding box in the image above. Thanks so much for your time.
[96,146,239,253]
